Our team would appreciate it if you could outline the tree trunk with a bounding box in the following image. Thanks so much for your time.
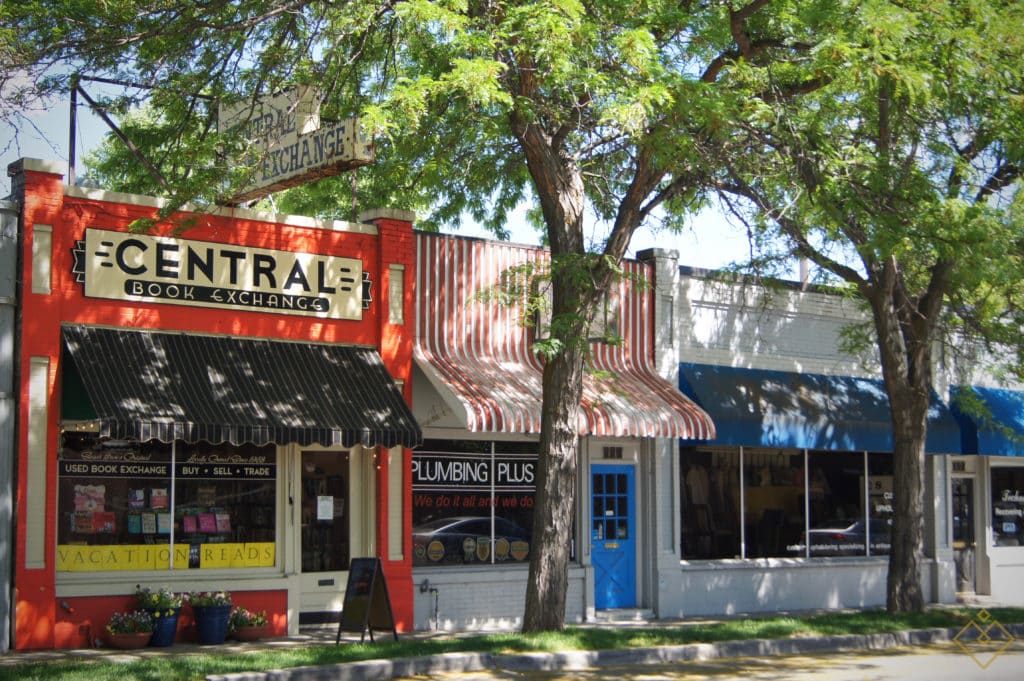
[512,105,594,632]
[886,394,928,613]
[522,346,586,631]
[864,268,940,614]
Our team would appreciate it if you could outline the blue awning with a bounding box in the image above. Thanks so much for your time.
[951,386,1024,457]
[678,363,961,453]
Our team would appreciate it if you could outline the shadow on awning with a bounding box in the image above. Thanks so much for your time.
[62,325,422,448]
[679,363,960,453]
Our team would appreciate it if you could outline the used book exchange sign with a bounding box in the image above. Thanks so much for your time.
[72,228,369,319]
[218,87,374,204]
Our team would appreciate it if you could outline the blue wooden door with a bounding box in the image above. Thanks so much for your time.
[591,465,636,609]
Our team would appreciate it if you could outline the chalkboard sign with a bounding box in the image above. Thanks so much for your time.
[336,557,398,643]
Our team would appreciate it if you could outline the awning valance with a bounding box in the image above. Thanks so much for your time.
[62,325,422,448]
[414,234,715,439]
[678,363,961,453]
[951,386,1024,457]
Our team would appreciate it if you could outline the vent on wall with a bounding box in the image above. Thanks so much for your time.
[603,446,623,460]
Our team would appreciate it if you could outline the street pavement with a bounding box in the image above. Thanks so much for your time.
[425,643,1024,680]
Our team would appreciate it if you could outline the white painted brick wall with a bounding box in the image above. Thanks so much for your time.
[411,566,587,631]
[677,272,882,377]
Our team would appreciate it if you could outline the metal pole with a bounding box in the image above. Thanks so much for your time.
[69,77,79,186]
[169,441,176,569]
[739,446,746,559]
[864,452,871,557]
[490,441,495,564]
[804,449,810,559]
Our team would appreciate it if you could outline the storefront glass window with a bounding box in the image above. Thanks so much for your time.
[991,468,1024,547]
[804,452,867,557]
[680,448,740,559]
[680,448,894,560]
[57,432,276,572]
[743,449,805,558]
[867,453,894,555]
[412,440,536,566]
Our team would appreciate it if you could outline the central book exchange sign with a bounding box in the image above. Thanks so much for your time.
[72,227,370,320]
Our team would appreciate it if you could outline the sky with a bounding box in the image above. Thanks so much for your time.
[1,89,763,272]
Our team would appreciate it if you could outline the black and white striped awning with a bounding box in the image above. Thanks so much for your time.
[62,325,422,448]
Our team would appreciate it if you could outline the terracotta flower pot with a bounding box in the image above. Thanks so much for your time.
[106,631,152,649]
[233,625,267,641]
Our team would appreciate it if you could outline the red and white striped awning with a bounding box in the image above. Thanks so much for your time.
[415,233,715,439]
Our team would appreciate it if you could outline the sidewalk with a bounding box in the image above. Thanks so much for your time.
[3,609,1021,681]
[209,621,1024,681]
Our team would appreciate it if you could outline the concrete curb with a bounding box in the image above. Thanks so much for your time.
[206,623,1024,681]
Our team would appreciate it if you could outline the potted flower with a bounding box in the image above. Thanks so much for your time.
[134,585,184,647]
[105,610,153,649]
[187,591,233,645]
[229,606,268,641]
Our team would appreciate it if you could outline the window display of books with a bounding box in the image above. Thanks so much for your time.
[182,509,232,536]
[68,481,251,541]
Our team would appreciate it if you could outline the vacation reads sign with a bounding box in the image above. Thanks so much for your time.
[218,87,374,204]
[57,542,275,571]
[72,227,368,320]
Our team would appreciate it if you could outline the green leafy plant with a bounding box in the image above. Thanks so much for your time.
[229,606,268,631]
[134,585,183,615]
[188,591,232,607]
[105,610,154,634]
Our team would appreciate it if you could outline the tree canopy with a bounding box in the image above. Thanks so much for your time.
[706,0,1024,609]
[4,0,1022,621]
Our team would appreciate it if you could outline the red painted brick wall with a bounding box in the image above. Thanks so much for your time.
[11,163,417,648]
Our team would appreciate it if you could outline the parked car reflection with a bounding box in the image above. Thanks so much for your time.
[788,518,892,556]
[412,515,531,564]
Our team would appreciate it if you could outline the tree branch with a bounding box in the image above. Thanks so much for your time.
[716,175,866,285]
[975,161,1021,203]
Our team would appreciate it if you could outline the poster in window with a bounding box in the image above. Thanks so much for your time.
[141,513,157,534]
[128,489,146,510]
[74,484,105,512]
[197,485,216,507]
[73,512,95,534]
[150,488,169,509]
[317,496,334,521]
[92,511,116,534]
[198,513,217,533]
[156,513,172,534]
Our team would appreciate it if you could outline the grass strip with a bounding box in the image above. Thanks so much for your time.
[4,607,1021,681]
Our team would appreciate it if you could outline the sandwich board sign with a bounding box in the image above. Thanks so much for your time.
[219,87,373,204]
[336,557,398,643]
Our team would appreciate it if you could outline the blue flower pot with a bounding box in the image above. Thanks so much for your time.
[193,605,232,645]
[146,608,181,647]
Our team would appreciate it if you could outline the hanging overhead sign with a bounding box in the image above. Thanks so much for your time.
[218,87,374,204]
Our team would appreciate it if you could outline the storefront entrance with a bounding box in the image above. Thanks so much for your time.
[297,449,374,620]
[301,451,350,572]
[592,465,636,609]
[952,477,976,594]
